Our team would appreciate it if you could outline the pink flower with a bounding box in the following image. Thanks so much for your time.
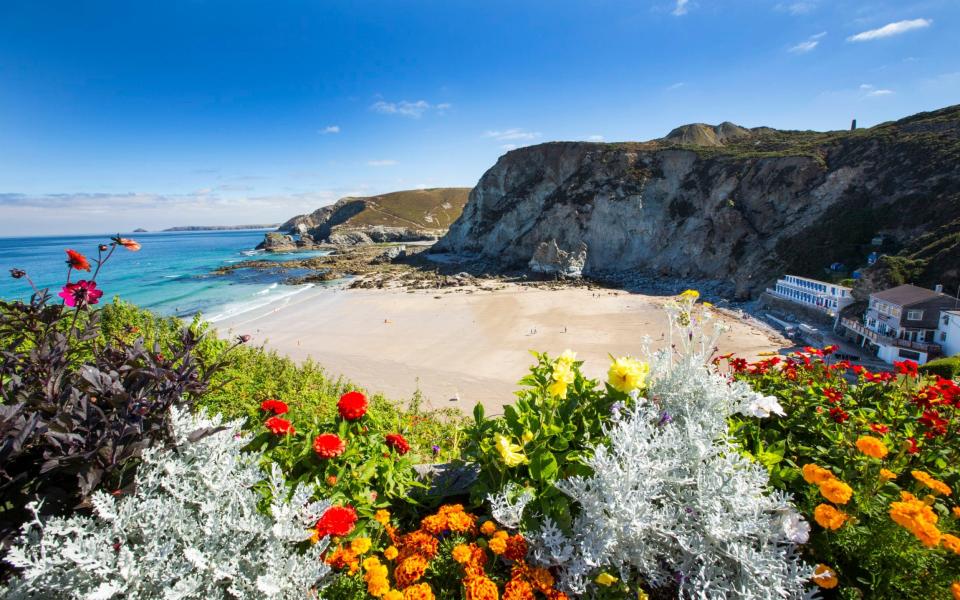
[58,280,103,307]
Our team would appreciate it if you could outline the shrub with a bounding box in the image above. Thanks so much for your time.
[722,350,960,598]
[920,355,960,380]
[523,303,811,599]
[0,239,223,554]
[1,407,332,599]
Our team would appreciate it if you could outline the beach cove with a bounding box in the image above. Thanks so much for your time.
[215,282,789,413]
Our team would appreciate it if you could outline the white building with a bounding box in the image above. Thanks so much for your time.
[938,310,960,358]
[768,275,853,317]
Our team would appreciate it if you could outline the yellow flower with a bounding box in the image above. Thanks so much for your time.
[480,520,497,536]
[819,479,853,505]
[362,556,382,571]
[375,509,391,526]
[855,436,888,459]
[521,430,534,443]
[452,544,473,564]
[813,504,849,530]
[812,564,838,589]
[912,470,953,496]
[880,469,897,481]
[557,349,577,365]
[638,590,650,600]
[351,537,372,555]
[679,289,700,301]
[495,434,528,467]
[367,577,390,598]
[384,545,399,560]
[801,464,835,485]
[385,591,404,600]
[607,356,650,393]
[942,534,960,555]
[548,362,576,399]
[702,301,713,308]
[547,380,569,399]
[594,572,618,586]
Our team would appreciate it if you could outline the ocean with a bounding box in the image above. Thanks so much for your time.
[0,230,333,321]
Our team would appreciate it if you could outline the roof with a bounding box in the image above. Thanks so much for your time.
[871,284,948,306]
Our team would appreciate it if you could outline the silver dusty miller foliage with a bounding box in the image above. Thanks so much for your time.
[2,407,331,600]
[527,301,813,599]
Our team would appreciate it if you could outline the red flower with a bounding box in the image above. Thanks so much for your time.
[385,433,410,455]
[730,358,748,373]
[893,360,918,377]
[58,280,103,307]
[803,346,824,357]
[259,399,289,415]
[829,406,849,424]
[315,505,357,538]
[906,436,920,454]
[65,249,91,271]
[822,387,843,404]
[504,534,528,561]
[919,410,948,438]
[313,433,346,458]
[870,423,889,435]
[865,371,894,384]
[337,391,367,420]
[852,365,867,376]
[822,345,838,356]
[265,416,295,435]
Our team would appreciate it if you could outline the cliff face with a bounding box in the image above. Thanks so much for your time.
[435,105,960,297]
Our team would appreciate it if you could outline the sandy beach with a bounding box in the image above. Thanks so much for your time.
[215,284,789,414]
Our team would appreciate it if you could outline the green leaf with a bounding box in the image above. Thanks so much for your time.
[529,449,559,481]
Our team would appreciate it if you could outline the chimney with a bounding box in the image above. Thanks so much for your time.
[935,284,944,293]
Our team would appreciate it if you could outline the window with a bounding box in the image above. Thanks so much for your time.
[898,349,921,360]
[907,310,924,321]
[942,332,948,342]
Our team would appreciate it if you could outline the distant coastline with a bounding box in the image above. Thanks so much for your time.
[159,224,280,232]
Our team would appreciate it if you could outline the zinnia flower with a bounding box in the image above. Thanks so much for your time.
[58,280,103,307]
[495,435,528,467]
[607,356,650,393]
[856,435,888,459]
[338,390,368,420]
[811,564,838,589]
[385,433,411,455]
[813,504,849,530]
[313,433,346,458]
[65,249,91,271]
[264,416,295,435]
[315,505,358,537]
[259,399,289,414]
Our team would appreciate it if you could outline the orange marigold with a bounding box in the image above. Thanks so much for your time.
[913,470,953,496]
[480,520,497,536]
[890,494,941,547]
[812,564,838,589]
[326,545,360,574]
[464,575,499,600]
[528,567,555,592]
[880,469,897,481]
[384,546,399,561]
[813,504,849,530]
[399,531,439,560]
[546,591,569,600]
[452,544,473,564]
[367,577,390,598]
[942,534,960,555]
[403,583,435,600]
[952,582,960,600]
[819,478,853,505]
[488,534,507,555]
[375,509,392,526]
[953,507,960,518]
[503,578,535,600]
[504,535,528,561]
[855,436,888,459]
[385,592,404,600]
[463,544,489,578]
[802,464,835,485]
[446,510,478,533]
[395,554,429,588]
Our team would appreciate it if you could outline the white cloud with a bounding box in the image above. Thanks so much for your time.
[665,82,686,91]
[320,125,340,134]
[789,31,826,53]
[859,83,894,97]
[483,129,540,141]
[672,0,689,16]
[587,135,605,142]
[776,1,817,15]
[847,18,931,42]
[367,159,398,167]
[501,144,517,151]
[370,99,450,118]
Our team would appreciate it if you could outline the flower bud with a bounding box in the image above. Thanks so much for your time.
[237,334,252,343]
[9,268,25,279]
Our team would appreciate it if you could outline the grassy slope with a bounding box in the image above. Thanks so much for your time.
[337,188,472,230]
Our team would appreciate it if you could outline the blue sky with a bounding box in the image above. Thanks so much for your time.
[0,0,957,235]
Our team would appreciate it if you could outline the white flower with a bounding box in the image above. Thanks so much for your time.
[742,394,786,418]
[781,511,811,544]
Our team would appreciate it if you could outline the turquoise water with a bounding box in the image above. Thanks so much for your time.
[0,230,330,321]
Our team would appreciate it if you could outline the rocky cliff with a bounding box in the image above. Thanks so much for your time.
[279,188,471,245]
[434,105,960,298]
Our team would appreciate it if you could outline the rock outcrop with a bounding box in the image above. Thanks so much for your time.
[256,232,316,252]
[434,105,960,298]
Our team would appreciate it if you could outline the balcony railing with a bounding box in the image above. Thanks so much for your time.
[841,318,941,354]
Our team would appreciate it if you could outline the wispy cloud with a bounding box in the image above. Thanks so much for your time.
[776,1,817,16]
[367,159,398,167]
[859,83,894,97]
[672,0,689,16]
[587,135,605,142]
[370,100,450,118]
[483,129,540,141]
[789,31,826,53]
[665,82,686,91]
[320,125,340,134]
[847,18,931,42]
[501,144,517,151]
